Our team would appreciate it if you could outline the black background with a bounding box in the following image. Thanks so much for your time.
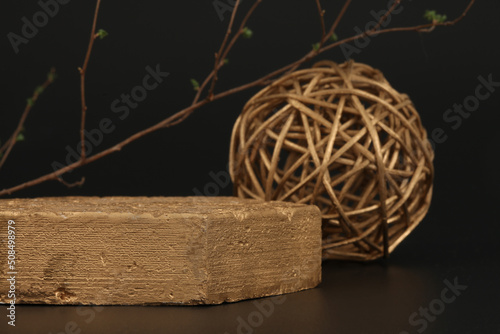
[1,0,499,333]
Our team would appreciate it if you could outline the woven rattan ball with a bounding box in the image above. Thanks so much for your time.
[229,60,434,261]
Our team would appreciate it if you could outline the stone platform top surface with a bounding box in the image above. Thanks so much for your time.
[0,196,322,305]
[0,196,312,215]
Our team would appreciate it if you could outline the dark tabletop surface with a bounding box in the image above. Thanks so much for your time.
[1,0,499,333]
[5,213,498,334]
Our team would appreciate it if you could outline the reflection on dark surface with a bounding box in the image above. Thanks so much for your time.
[9,262,441,334]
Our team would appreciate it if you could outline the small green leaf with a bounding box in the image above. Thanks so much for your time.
[16,133,25,142]
[190,78,200,91]
[97,29,108,39]
[329,33,338,42]
[424,10,436,21]
[312,42,320,51]
[35,85,45,95]
[424,10,447,23]
[223,58,229,65]
[438,14,447,23]
[27,97,34,107]
[242,27,253,39]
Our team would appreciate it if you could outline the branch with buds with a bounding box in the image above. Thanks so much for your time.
[0,0,475,197]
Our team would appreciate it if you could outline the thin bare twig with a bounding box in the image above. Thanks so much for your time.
[315,0,326,43]
[78,0,102,161]
[217,0,263,76]
[327,0,352,40]
[192,0,242,105]
[231,0,475,97]
[207,0,242,100]
[57,176,86,188]
[192,0,263,106]
[370,0,401,33]
[288,0,351,74]
[0,0,475,197]
[0,68,56,170]
[0,99,209,196]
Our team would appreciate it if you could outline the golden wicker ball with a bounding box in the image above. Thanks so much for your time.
[229,60,434,261]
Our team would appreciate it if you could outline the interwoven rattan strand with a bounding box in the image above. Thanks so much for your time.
[230,60,434,261]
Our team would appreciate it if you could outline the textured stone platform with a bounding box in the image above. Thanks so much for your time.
[0,196,321,305]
